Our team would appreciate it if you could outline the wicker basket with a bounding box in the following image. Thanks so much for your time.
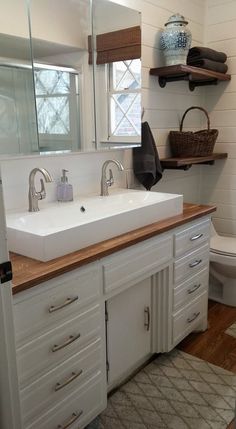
[169,106,218,157]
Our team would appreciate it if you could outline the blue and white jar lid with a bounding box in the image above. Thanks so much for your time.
[164,13,188,26]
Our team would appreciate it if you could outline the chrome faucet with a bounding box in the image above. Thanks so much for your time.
[28,168,53,212]
[100,159,124,196]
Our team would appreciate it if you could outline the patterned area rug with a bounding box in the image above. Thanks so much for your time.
[225,322,236,339]
[87,349,236,429]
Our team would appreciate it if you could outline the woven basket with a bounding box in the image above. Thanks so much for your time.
[169,106,218,157]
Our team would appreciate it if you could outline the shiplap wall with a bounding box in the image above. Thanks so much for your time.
[201,0,236,235]
[121,0,206,203]
[1,0,207,212]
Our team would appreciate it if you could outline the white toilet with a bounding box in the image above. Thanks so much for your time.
[209,223,236,307]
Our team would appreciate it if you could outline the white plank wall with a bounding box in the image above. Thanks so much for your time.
[120,0,206,203]
[202,0,236,235]
[0,0,207,211]
[1,0,207,210]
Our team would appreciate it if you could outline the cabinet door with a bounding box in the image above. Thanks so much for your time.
[106,277,151,387]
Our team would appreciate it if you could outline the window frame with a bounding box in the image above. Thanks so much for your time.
[107,59,141,143]
[33,63,81,152]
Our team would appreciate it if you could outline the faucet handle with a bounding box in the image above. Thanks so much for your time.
[107,169,114,187]
[39,178,46,199]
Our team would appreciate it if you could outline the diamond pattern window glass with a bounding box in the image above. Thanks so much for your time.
[34,70,70,95]
[109,59,141,138]
[34,69,75,135]
[36,97,69,134]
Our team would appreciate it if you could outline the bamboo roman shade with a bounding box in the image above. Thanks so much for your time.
[89,26,141,64]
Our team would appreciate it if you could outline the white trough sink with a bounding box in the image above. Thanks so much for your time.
[6,189,183,262]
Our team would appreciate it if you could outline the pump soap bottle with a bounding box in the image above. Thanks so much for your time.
[57,169,73,202]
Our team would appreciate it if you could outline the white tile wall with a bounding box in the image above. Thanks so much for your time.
[1,150,126,211]
[202,0,236,236]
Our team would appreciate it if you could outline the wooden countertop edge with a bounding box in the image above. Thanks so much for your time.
[11,203,216,294]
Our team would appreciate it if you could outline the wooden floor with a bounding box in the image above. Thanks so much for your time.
[227,420,235,429]
[179,300,236,429]
[179,300,236,373]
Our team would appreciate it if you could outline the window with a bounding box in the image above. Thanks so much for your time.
[108,59,141,140]
[34,66,80,151]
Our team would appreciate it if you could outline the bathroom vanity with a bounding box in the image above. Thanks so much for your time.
[11,203,215,429]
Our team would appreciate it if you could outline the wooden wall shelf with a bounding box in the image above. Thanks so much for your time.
[160,153,228,170]
[150,65,231,91]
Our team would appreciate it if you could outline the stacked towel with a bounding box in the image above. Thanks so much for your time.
[187,46,228,73]
[133,122,162,191]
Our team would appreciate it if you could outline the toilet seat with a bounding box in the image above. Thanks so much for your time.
[210,235,236,258]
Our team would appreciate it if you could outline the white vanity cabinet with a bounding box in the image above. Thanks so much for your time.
[101,232,173,388]
[12,214,212,428]
[102,216,211,387]
[106,277,152,387]
[172,218,210,346]
[13,262,107,429]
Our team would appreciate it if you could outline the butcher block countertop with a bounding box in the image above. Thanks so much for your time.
[11,202,216,295]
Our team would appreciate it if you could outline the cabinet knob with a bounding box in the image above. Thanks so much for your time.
[190,233,203,241]
[187,312,200,324]
[57,410,83,429]
[144,306,150,331]
[187,284,201,294]
[49,296,79,313]
[55,369,83,392]
[189,259,202,268]
[52,333,81,353]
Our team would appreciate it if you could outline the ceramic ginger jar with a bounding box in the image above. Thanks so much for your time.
[160,14,192,66]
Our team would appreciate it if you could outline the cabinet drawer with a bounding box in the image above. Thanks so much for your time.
[173,292,207,345]
[174,243,209,285]
[173,268,209,311]
[17,304,102,388]
[21,339,103,427]
[174,218,210,258]
[26,372,106,429]
[14,262,101,347]
[103,234,172,294]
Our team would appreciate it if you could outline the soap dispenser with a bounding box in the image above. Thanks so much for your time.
[57,169,73,202]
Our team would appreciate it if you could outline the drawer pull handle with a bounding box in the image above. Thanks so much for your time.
[144,306,150,331]
[57,410,83,429]
[190,233,203,241]
[55,369,83,392]
[52,334,81,353]
[187,312,200,324]
[189,259,202,268]
[49,296,79,313]
[187,284,201,294]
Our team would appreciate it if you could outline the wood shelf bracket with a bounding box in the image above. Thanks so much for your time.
[150,65,231,92]
[160,153,228,170]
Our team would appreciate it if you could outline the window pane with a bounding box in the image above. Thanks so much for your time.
[36,96,69,134]
[112,59,141,90]
[127,93,141,134]
[34,70,70,95]
[111,93,141,136]
[128,59,141,85]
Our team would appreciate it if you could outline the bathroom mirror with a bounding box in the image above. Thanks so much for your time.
[92,0,141,149]
[0,0,38,155]
[28,0,95,153]
[0,0,141,156]
[29,0,141,153]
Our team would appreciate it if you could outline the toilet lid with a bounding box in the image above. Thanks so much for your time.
[210,235,236,257]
